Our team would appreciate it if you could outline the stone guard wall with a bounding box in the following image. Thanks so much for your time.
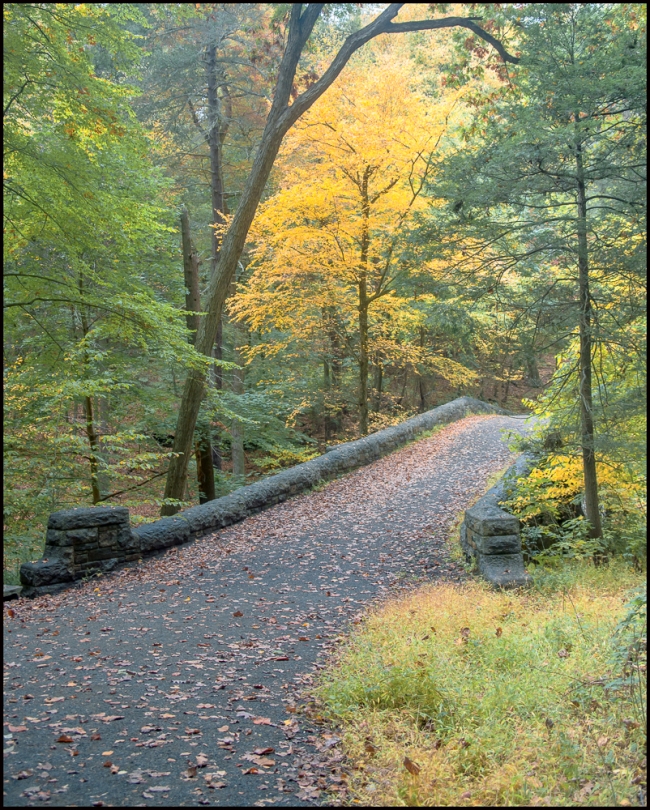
[460,454,533,588]
[19,396,510,597]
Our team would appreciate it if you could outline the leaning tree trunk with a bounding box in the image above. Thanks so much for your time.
[575,135,602,539]
[231,328,246,477]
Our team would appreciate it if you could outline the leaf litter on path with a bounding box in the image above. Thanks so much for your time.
[3,414,529,806]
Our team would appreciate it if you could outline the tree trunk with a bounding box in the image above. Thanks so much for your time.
[575,135,602,539]
[418,327,427,412]
[211,317,223,470]
[357,166,371,436]
[180,207,215,503]
[231,331,245,477]
[372,361,383,412]
[84,395,101,505]
[161,6,518,514]
[180,206,201,338]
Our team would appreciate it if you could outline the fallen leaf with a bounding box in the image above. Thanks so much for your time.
[185,765,197,778]
[495,627,503,637]
[148,785,171,792]
[460,790,472,799]
[404,756,420,776]
[44,697,65,704]
[103,715,125,722]
[103,760,112,768]
[242,767,259,775]
[254,747,274,755]
[217,725,229,732]
[196,754,208,768]
[233,611,243,618]
[102,751,114,756]
[90,734,101,741]
[557,648,569,658]
[8,725,28,733]
[597,736,609,748]
[57,735,73,743]
[252,717,272,725]
[12,770,33,780]
[7,608,16,618]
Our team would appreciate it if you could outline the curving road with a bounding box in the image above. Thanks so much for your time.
[3,413,531,807]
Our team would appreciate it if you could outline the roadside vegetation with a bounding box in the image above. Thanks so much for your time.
[316,561,646,806]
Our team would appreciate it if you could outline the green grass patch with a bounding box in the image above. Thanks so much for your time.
[316,560,646,806]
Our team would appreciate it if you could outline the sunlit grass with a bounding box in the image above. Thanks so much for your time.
[317,560,646,806]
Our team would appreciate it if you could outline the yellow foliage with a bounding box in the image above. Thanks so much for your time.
[231,40,467,374]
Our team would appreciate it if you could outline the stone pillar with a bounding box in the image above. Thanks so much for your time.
[20,506,138,596]
[461,489,530,589]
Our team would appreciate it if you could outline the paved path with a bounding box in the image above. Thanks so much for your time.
[3,414,530,807]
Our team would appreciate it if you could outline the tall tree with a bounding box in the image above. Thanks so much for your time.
[431,3,646,538]
[161,3,518,513]
[231,47,465,435]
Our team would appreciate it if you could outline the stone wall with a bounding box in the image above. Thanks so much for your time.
[460,454,533,588]
[19,396,509,598]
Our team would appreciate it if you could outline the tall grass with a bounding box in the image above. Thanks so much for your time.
[317,561,646,806]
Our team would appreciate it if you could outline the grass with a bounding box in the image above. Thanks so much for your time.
[315,560,646,806]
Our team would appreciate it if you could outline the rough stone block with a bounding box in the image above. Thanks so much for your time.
[68,527,99,546]
[477,553,530,589]
[133,516,191,553]
[20,559,73,588]
[465,504,519,537]
[3,585,23,600]
[98,529,118,548]
[87,547,117,562]
[474,534,522,556]
[48,506,130,531]
[45,528,72,547]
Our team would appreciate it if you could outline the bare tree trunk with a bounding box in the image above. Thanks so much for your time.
[84,395,101,505]
[575,135,602,539]
[231,332,245,477]
[161,6,517,514]
[372,360,383,412]
[180,207,215,503]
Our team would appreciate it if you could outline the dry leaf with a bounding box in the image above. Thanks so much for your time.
[44,697,64,704]
[233,611,243,618]
[56,735,73,743]
[252,717,272,725]
[495,627,503,637]
[597,736,609,748]
[403,756,420,776]
[103,760,112,768]
[242,767,259,775]
[102,751,113,756]
[557,648,569,658]
[90,734,101,741]
[196,754,209,768]
[254,747,274,755]
[8,725,28,733]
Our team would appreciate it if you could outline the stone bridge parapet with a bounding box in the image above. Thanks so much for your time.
[18,396,515,598]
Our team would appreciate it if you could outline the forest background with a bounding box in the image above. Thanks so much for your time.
[3,3,646,581]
